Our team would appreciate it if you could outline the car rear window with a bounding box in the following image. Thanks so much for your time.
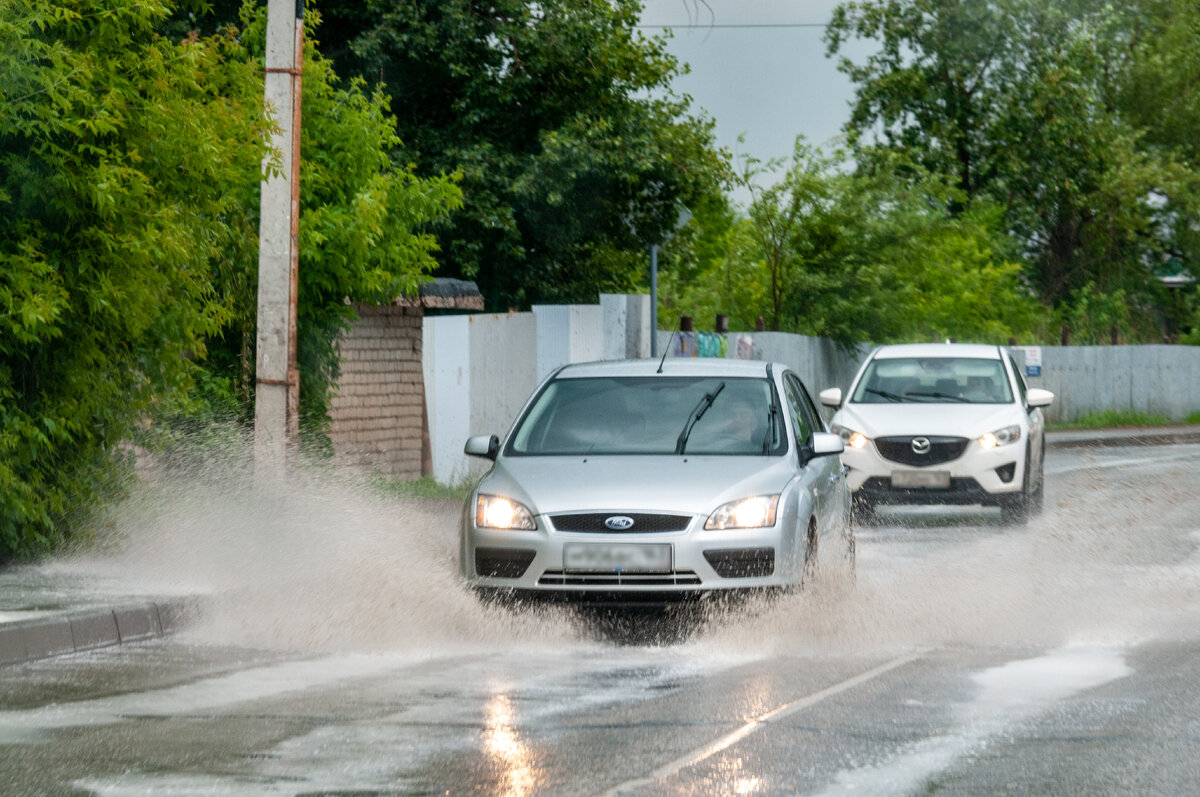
[507,376,786,456]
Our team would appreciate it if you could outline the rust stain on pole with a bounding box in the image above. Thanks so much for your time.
[287,12,303,446]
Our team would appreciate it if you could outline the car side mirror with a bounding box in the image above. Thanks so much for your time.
[819,387,843,408]
[1026,388,1054,408]
[810,432,845,458]
[464,434,500,460]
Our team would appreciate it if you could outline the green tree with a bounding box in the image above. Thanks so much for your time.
[310,0,729,311]
[223,5,463,440]
[684,142,1047,345]
[825,0,1198,325]
[657,195,756,333]
[0,0,268,556]
[0,1,462,557]
[781,152,1045,346]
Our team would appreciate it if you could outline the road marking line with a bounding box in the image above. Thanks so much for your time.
[598,652,924,797]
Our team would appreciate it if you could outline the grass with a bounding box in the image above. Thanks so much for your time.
[1048,409,1200,430]
[367,474,473,502]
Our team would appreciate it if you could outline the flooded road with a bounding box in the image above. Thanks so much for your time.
[2,443,1198,795]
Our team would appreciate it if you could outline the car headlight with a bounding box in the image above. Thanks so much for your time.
[978,424,1021,449]
[705,495,779,530]
[831,423,869,450]
[475,494,537,530]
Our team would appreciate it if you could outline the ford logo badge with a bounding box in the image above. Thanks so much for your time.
[604,515,635,530]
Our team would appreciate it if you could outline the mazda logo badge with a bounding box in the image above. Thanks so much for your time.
[604,515,635,530]
[911,437,931,455]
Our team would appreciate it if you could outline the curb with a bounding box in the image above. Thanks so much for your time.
[0,600,194,667]
[1046,428,1200,450]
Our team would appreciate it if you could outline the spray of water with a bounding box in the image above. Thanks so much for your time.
[50,438,591,656]
[698,451,1200,657]
[48,440,1200,658]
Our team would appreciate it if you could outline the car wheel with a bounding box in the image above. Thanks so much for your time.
[802,520,819,586]
[1000,443,1034,525]
[1030,442,1046,515]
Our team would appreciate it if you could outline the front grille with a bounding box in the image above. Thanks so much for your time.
[549,513,692,533]
[704,547,775,578]
[874,436,968,466]
[538,569,702,586]
[475,548,536,579]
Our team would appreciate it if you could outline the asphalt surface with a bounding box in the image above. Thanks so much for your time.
[1,425,1197,667]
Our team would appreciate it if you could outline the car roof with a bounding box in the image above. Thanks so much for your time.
[553,358,776,379]
[869,343,1003,360]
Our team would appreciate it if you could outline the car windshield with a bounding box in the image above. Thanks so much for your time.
[507,376,785,456]
[850,357,1014,404]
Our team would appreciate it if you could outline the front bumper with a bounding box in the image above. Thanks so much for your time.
[842,435,1025,504]
[856,476,1011,507]
[462,515,796,599]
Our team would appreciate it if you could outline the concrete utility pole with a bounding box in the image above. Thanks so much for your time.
[254,0,304,479]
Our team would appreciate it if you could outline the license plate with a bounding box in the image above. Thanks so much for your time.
[891,470,951,488]
[563,543,672,573]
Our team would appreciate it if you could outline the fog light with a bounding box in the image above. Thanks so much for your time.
[995,462,1017,483]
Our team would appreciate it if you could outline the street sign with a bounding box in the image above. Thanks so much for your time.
[1021,346,1043,378]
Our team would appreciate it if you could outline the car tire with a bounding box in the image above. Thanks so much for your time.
[1000,442,1035,525]
[802,520,819,586]
[1030,442,1046,515]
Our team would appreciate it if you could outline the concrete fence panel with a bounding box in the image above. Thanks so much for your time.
[1024,345,1200,424]
[417,294,1200,485]
[423,315,473,486]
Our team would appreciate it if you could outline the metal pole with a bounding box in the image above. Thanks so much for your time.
[254,0,304,479]
[650,243,659,358]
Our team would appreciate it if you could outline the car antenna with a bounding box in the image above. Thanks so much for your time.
[657,331,677,374]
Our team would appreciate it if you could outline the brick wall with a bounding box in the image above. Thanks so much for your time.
[329,303,428,480]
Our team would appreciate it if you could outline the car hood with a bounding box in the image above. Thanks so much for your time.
[477,455,799,516]
[834,402,1023,439]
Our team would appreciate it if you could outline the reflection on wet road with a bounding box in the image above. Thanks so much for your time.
[1,444,1198,795]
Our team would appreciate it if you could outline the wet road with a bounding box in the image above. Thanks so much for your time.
[2,443,1199,795]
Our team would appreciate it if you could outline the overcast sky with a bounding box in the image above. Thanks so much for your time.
[638,0,874,206]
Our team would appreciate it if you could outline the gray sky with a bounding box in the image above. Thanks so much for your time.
[638,0,873,206]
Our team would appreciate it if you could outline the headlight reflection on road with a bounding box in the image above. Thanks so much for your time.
[711,755,763,795]
[484,693,540,797]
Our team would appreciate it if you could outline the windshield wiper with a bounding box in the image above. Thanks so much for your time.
[675,382,725,454]
[760,404,777,454]
[905,391,970,403]
[865,387,906,402]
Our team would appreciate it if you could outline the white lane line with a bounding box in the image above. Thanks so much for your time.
[598,652,924,797]
[814,644,1131,797]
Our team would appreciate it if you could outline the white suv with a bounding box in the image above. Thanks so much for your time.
[819,343,1054,524]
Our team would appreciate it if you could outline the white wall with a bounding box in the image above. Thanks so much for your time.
[423,295,1200,484]
[532,303,606,383]
[421,315,472,486]
[468,311,537,443]
[425,302,640,484]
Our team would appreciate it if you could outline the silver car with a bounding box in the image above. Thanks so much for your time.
[819,343,1054,524]
[460,358,854,606]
